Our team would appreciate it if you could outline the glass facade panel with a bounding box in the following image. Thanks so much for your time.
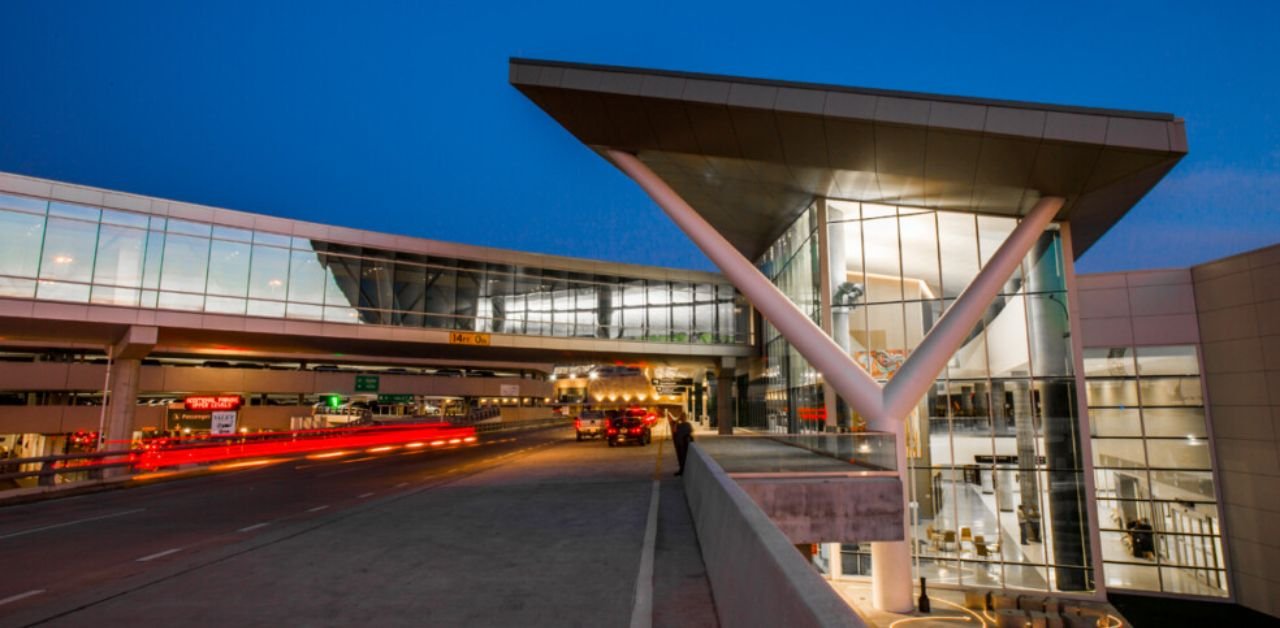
[761,200,1091,593]
[92,225,147,288]
[243,245,286,302]
[1136,346,1199,376]
[0,209,47,297]
[0,192,48,214]
[1139,377,1203,407]
[101,208,150,229]
[39,217,97,285]
[1083,347,1136,377]
[861,216,901,303]
[0,191,747,346]
[287,249,327,306]
[1142,408,1207,438]
[978,215,1022,293]
[1086,380,1139,407]
[936,211,979,299]
[206,240,251,297]
[1085,344,1225,597]
[1089,408,1143,437]
[48,201,100,222]
[159,234,209,294]
[898,211,941,298]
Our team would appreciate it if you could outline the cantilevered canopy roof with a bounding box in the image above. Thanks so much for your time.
[510,58,1187,260]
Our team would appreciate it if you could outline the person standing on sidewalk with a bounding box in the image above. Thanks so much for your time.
[673,416,694,476]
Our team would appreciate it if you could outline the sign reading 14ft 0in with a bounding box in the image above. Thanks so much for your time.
[449,331,491,346]
[355,375,380,392]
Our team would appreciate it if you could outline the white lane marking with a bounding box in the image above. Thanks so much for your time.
[0,509,146,541]
[307,505,329,513]
[357,492,375,498]
[238,522,269,533]
[629,480,660,628]
[0,590,45,607]
[136,548,182,562]
[394,482,409,488]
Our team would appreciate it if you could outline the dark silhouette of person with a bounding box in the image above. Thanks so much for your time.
[673,417,694,476]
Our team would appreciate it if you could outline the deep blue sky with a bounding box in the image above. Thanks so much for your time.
[1,2,1276,273]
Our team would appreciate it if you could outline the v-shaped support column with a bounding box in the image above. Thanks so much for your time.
[607,149,1064,612]
[607,149,1062,425]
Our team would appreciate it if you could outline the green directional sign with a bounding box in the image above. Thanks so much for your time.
[355,374,380,392]
[378,394,414,403]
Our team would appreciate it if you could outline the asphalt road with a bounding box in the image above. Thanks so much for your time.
[0,426,717,627]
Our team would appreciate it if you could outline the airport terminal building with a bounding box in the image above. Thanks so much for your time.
[0,59,1276,618]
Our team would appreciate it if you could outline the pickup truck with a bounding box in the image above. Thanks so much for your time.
[574,410,612,441]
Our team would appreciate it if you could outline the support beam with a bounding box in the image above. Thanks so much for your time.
[607,149,1063,426]
[608,149,1067,613]
[606,150,885,420]
[878,197,1064,426]
[101,326,156,471]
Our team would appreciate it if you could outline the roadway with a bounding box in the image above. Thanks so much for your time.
[0,426,717,627]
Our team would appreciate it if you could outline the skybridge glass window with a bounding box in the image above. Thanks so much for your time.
[0,191,748,346]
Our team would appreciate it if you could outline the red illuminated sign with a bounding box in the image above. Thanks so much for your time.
[798,407,827,422]
[184,395,243,411]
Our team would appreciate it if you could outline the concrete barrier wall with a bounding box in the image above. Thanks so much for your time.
[683,444,864,628]
[496,407,558,422]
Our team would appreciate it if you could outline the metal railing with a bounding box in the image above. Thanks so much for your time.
[0,450,134,486]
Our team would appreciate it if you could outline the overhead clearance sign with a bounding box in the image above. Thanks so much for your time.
[184,395,244,411]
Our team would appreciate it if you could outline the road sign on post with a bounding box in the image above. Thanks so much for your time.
[355,375,380,392]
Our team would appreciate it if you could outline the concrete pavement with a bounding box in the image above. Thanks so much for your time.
[1,427,718,627]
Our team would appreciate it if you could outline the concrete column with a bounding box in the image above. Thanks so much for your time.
[869,419,913,612]
[827,542,843,581]
[717,357,735,435]
[101,326,156,455]
[103,358,142,450]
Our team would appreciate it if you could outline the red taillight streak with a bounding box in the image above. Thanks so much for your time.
[132,423,476,471]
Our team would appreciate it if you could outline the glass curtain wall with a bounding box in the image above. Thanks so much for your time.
[757,203,824,434]
[0,193,748,345]
[759,198,1092,593]
[1084,345,1226,597]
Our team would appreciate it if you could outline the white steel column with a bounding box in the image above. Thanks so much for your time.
[878,196,1065,426]
[607,148,1064,612]
[607,150,885,420]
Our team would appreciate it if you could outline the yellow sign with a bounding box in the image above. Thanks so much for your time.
[449,331,491,346]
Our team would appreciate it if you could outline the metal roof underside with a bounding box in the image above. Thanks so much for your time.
[510,58,1188,261]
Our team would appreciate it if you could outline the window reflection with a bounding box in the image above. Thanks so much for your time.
[0,191,746,345]
[160,234,210,294]
[207,240,250,297]
[1086,344,1225,596]
[768,200,1091,593]
[0,208,47,297]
